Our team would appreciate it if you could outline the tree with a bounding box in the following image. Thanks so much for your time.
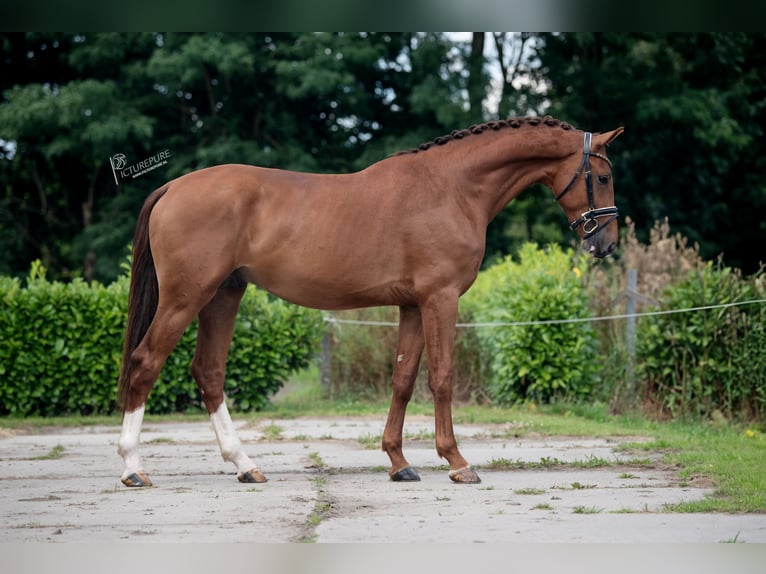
[0,32,478,282]
[538,32,766,273]
[0,33,158,281]
[489,32,548,118]
[474,32,574,266]
[3,33,762,280]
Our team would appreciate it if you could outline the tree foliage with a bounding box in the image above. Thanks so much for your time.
[1,32,764,283]
[539,32,766,273]
[0,32,483,282]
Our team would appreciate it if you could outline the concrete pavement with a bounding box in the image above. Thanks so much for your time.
[1,415,765,543]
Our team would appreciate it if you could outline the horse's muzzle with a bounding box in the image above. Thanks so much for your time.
[583,236,616,259]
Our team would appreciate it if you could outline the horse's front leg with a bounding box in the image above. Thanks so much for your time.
[192,280,267,483]
[420,290,481,483]
[382,305,425,481]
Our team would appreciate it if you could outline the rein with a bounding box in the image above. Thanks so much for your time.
[554,132,619,238]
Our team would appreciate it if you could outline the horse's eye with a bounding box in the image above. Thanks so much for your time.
[597,174,610,185]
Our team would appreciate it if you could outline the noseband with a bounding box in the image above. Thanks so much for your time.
[554,132,618,238]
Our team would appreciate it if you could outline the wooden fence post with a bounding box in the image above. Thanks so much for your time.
[320,320,332,394]
[625,268,637,403]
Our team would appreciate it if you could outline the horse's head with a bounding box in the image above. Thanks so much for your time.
[553,127,624,258]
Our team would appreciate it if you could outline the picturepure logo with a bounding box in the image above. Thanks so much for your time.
[109,149,171,185]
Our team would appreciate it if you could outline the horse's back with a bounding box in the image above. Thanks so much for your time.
[146,163,423,309]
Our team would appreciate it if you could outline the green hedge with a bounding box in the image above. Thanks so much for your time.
[637,262,766,420]
[0,261,324,416]
[460,243,598,404]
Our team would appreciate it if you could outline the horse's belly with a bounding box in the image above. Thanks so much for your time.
[241,262,413,311]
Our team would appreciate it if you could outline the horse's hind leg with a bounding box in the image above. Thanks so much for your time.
[382,306,425,481]
[191,274,266,483]
[118,301,201,487]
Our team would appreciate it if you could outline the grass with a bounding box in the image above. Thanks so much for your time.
[666,429,765,512]
[299,470,334,543]
[720,531,744,544]
[146,436,175,444]
[261,422,284,440]
[514,488,547,495]
[357,428,434,450]
[307,451,326,469]
[483,455,615,471]
[570,482,597,490]
[357,433,380,450]
[32,444,65,460]
[573,505,603,514]
[619,473,640,479]
[0,411,208,431]
[491,453,654,470]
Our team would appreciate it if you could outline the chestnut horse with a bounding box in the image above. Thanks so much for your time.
[117,116,623,487]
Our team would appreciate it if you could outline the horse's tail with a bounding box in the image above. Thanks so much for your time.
[117,185,170,411]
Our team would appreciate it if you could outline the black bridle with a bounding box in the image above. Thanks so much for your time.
[555,132,619,238]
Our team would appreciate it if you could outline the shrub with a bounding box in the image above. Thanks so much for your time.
[0,261,324,416]
[0,261,127,416]
[326,304,487,403]
[637,261,766,421]
[461,243,599,404]
[327,307,401,400]
[227,287,324,411]
[327,244,598,406]
[582,217,708,410]
[583,218,766,422]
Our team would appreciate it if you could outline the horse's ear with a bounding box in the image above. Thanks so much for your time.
[597,127,624,147]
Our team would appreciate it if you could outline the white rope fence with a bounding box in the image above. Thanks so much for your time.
[322,297,766,328]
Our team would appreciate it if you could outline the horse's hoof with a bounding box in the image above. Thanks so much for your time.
[448,466,481,484]
[121,471,152,487]
[238,469,268,483]
[390,466,421,482]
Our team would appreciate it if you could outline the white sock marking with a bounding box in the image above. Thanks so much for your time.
[210,400,258,474]
[117,404,146,479]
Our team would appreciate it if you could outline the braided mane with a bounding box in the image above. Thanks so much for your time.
[393,115,576,156]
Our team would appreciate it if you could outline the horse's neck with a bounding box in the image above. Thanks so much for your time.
[443,130,572,223]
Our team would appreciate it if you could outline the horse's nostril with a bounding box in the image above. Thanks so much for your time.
[590,241,617,259]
